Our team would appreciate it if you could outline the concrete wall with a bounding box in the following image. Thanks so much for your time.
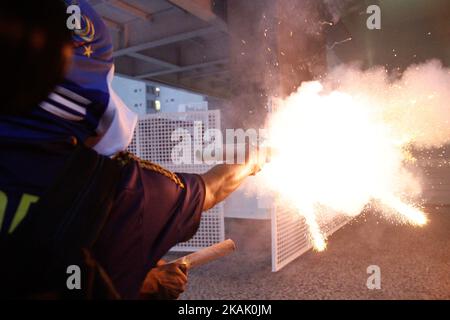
[158,85,206,113]
[112,75,146,115]
[113,75,206,114]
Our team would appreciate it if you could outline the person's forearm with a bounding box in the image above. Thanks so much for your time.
[200,164,255,211]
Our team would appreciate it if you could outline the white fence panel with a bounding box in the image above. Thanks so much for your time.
[129,110,224,252]
[271,206,351,272]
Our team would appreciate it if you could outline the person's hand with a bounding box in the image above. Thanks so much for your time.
[139,259,188,300]
[246,143,270,176]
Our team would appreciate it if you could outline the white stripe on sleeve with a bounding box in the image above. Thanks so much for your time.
[39,101,84,121]
[48,93,87,115]
[55,86,91,105]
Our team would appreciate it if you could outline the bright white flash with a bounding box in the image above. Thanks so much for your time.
[261,80,430,251]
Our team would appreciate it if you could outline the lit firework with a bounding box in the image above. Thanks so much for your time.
[261,80,429,251]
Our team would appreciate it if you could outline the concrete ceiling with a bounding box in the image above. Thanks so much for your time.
[87,0,450,100]
[88,0,230,98]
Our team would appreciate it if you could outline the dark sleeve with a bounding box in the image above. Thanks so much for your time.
[173,172,207,242]
[138,167,206,266]
[93,160,205,299]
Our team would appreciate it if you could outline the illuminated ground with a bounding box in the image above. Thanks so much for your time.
[166,207,450,300]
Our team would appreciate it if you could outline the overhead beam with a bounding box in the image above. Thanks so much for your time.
[107,0,151,20]
[126,52,179,69]
[181,69,229,80]
[135,58,228,79]
[113,26,218,57]
[168,0,228,32]
[168,0,216,22]
[101,16,123,32]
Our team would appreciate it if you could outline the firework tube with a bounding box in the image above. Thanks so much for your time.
[170,239,236,270]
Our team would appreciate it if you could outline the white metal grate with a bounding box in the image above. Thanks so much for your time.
[271,154,450,271]
[271,206,351,272]
[127,132,139,156]
[128,110,224,252]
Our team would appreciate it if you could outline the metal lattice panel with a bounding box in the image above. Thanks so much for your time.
[271,150,449,272]
[127,133,139,156]
[128,110,224,252]
[271,206,351,272]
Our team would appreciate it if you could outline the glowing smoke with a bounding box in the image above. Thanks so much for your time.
[260,60,450,250]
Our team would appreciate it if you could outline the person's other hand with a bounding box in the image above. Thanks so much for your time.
[139,259,188,300]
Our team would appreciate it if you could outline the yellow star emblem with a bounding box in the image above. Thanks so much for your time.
[83,45,94,58]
